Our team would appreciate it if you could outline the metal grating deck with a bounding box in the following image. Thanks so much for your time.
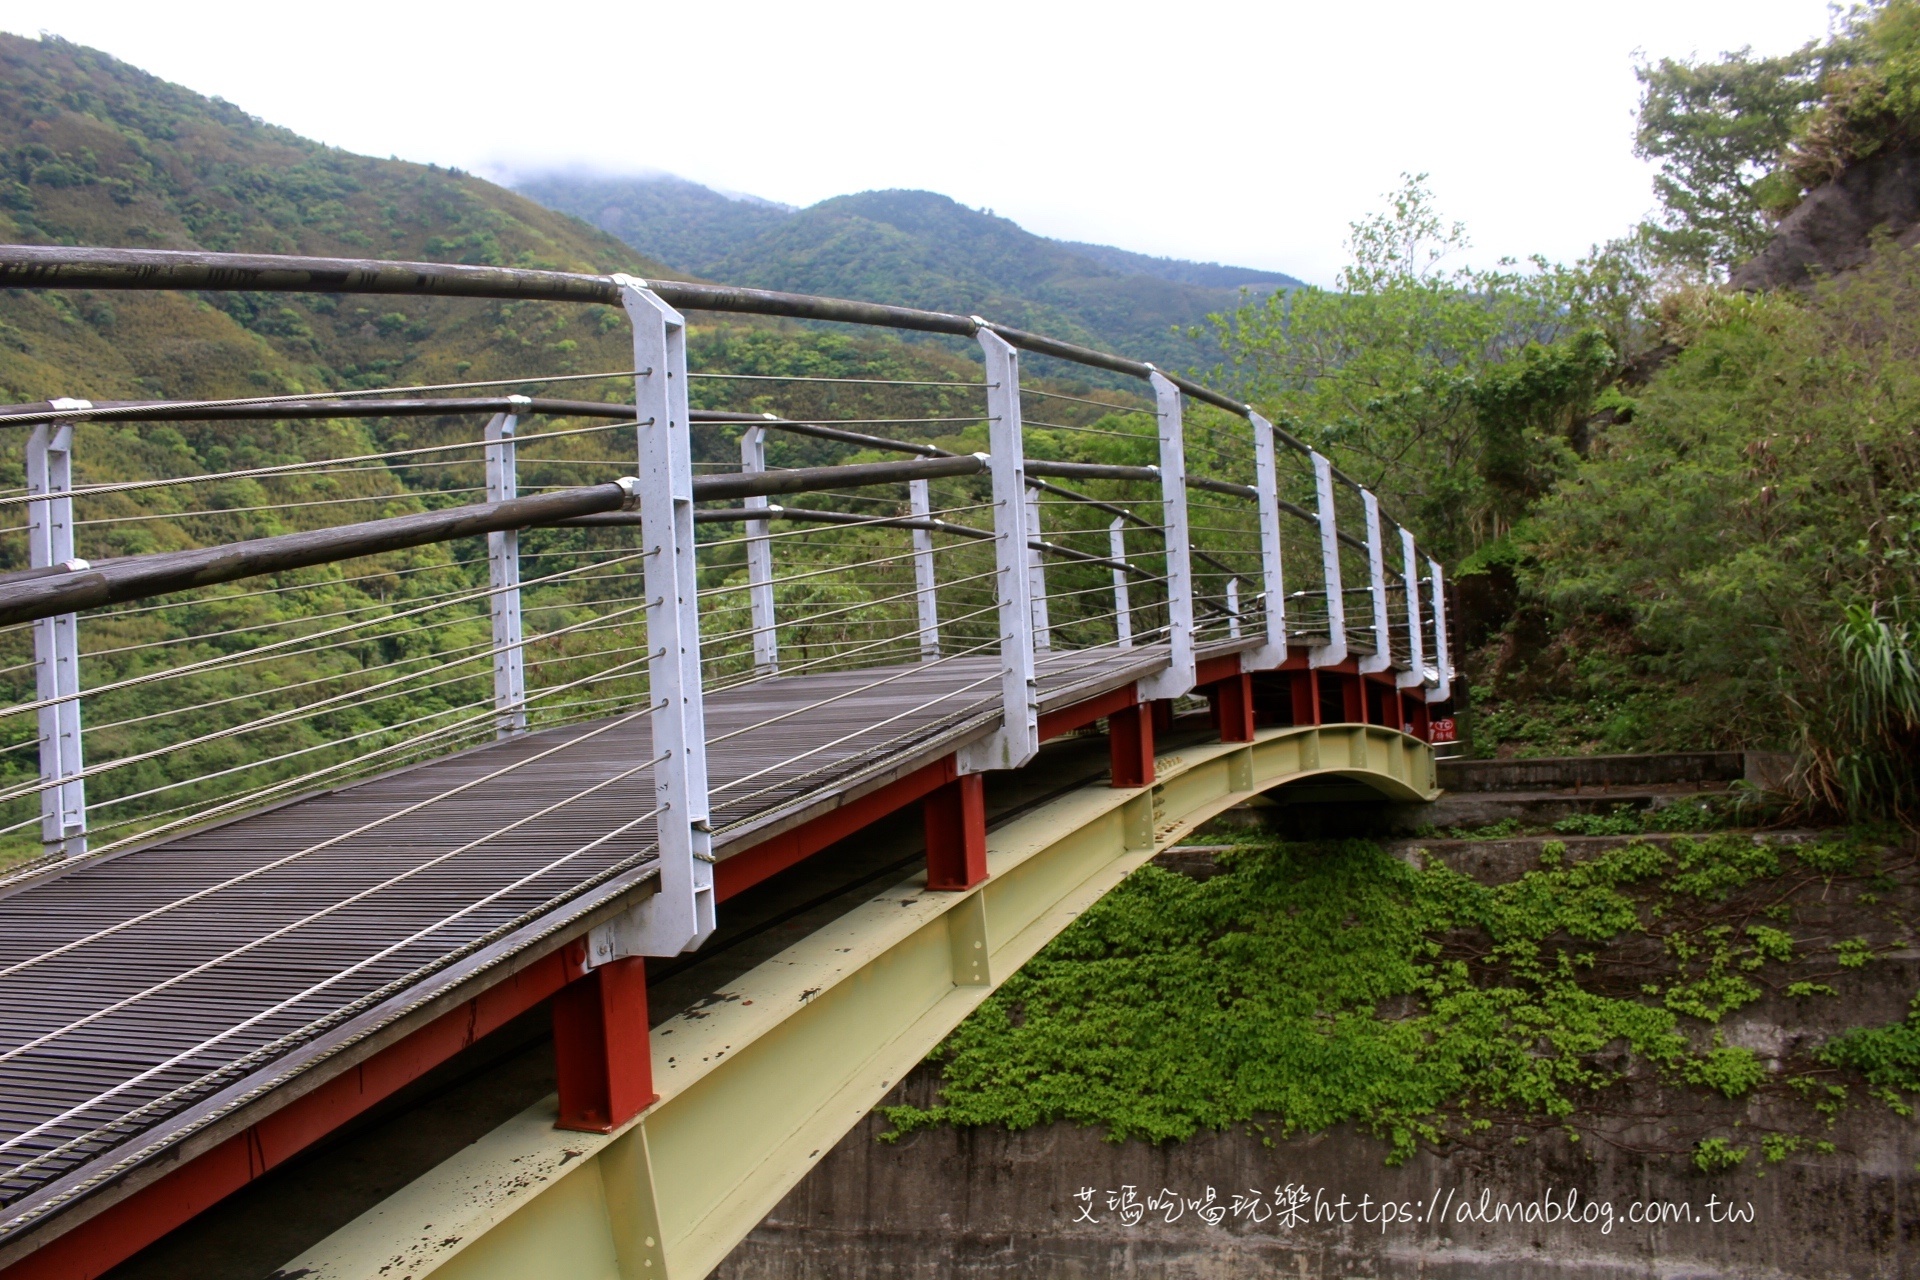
[0,639,1225,1247]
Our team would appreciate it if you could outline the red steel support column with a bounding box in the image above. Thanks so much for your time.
[924,773,987,890]
[1407,693,1432,741]
[1109,702,1155,788]
[1291,670,1320,725]
[553,951,655,1133]
[1213,673,1255,743]
[1149,698,1175,736]
[1341,674,1366,724]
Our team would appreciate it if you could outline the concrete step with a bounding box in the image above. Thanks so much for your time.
[1230,750,1800,838]
[1163,830,1833,887]
[1381,828,1829,884]
[1439,750,1794,793]
[1419,781,1736,830]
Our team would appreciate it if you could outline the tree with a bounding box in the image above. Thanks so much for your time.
[1521,245,1920,817]
[1633,42,1830,273]
[1207,176,1604,557]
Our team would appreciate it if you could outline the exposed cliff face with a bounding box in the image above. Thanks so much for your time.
[1731,144,1920,290]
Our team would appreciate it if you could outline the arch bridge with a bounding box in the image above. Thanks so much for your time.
[0,247,1452,1280]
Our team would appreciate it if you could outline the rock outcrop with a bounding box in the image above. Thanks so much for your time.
[1732,144,1920,290]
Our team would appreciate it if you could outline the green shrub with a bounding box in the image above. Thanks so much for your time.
[1819,996,1920,1094]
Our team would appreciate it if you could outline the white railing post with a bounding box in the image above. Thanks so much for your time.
[1226,578,1241,639]
[1025,484,1051,651]
[592,276,715,958]
[909,476,940,661]
[1109,517,1132,649]
[1395,527,1427,695]
[1358,490,1392,676]
[485,403,528,737]
[1425,557,1453,704]
[28,415,86,858]
[742,418,778,674]
[1308,452,1347,669]
[956,327,1038,774]
[1136,370,1195,701]
[1245,411,1287,670]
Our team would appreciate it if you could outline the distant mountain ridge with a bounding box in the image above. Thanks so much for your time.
[512,174,1302,363]
[1050,239,1300,291]
[0,34,672,407]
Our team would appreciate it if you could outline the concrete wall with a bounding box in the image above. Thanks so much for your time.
[1437,753,1747,792]
[717,1064,1916,1280]
[715,828,1920,1279]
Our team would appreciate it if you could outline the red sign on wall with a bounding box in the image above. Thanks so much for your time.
[1430,717,1457,743]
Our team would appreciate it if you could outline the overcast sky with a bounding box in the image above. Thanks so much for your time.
[0,0,1837,284]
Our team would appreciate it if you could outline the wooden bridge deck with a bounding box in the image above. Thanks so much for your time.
[0,638,1252,1248]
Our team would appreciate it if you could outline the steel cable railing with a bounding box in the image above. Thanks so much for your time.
[0,248,1457,1250]
[0,327,1455,881]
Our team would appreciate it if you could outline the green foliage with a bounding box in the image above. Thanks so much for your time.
[1632,2,1920,271]
[1633,41,1830,270]
[1434,816,1528,840]
[1692,1136,1750,1172]
[1467,667,1710,759]
[1521,246,1920,816]
[1758,1136,1804,1166]
[1796,836,1873,873]
[882,833,1818,1161]
[1819,993,1920,1093]
[1553,808,1645,837]
[1467,329,1614,518]
[1784,0,1920,196]
[1550,798,1740,838]
[1746,925,1797,964]
[1207,176,1615,559]
[1831,602,1920,818]
[1685,1045,1768,1097]
[1834,937,1877,969]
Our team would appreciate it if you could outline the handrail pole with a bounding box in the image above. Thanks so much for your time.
[743,419,779,673]
[1246,412,1287,669]
[27,413,85,858]
[1109,517,1132,649]
[1136,371,1195,701]
[484,403,528,737]
[1308,452,1347,669]
[1025,484,1051,652]
[1226,578,1241,639]
[956,328,1038,774]
[909,477,940,661]
[1359,490,1392,676]
[1426,557,1453,704]
[1395,526,1427,692]
[594,276,715,956]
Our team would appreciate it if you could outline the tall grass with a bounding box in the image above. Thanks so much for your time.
[1823,602,1920,822]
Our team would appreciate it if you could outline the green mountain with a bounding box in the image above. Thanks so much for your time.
[0,34,681,406]
[513,175,1302,362]
[0,34,1061,862]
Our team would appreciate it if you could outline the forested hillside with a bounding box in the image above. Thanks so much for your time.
[514,173,1301,362]
[0,34,672,405]
[1197,0,1919,824]
[0,33,1196,865]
